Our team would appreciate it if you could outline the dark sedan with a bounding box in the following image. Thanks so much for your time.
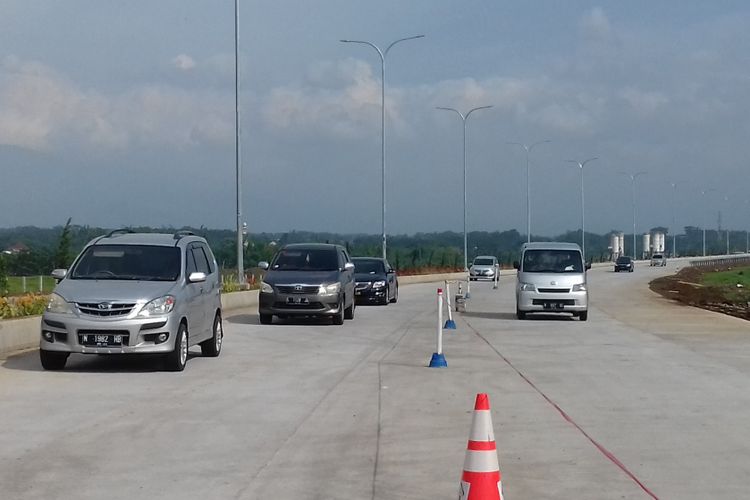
[352,257,398,305]
[614,256,634,272]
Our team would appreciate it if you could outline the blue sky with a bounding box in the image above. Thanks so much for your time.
[2,1,750,236]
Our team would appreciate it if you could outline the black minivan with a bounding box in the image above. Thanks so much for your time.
[257,243,356,325]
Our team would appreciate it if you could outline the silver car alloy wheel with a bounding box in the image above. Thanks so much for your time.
[214,319,223,352]
[179,331,188,366]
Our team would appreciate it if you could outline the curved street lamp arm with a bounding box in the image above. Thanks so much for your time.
[435,106,464,120]
[465,105,494,118]
[385,34,425,56]
[529,139,551,152]
[339,39,384,61]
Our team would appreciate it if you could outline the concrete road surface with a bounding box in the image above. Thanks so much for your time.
[2,260,749,499]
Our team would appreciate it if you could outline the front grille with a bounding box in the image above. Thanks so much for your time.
[76,302,136,317]
[537,288,570,293]
[532,299,575,306]
[276,285,320,294]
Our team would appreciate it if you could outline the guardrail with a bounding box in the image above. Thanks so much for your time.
[689,254,750,268]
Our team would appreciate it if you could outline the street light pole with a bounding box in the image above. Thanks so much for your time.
[700,188,715,257]
[340,35,424,260]
[234,0,244,285]
[724,195,730,254]
[436,105,493,273]
[508,140,551,243]
[619,171,648,259]
[567,157,598,262]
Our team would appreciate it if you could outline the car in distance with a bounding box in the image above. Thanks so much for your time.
[513,242,589,321]
[258,243,355,325]
[352,257,398,305]
[469,255,500,281]
[650,253,667,266]
[614,256,634,272]
[39,230,223,372]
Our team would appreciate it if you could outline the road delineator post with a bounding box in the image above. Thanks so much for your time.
[444,281,457,329]
[429,288,448,367]
[458,393,504,500]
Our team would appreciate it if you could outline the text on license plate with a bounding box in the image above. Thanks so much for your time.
[80,334,125,346]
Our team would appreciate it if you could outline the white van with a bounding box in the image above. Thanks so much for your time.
[513,242,590,321]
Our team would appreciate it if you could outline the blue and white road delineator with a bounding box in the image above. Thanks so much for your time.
[444,281,457,329]
[429,288,448,368]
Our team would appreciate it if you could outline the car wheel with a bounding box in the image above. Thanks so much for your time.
[516,307,526,320]
[40,350,68,370]
[166,323,188,372]
[200,313,223,357]
[629,267,634,272]
[259,314,273,325]
[332,298,344,325]
[614,268,618,272]
[579,311,588,321]
[344,296,355,319]
[390,285,398,303]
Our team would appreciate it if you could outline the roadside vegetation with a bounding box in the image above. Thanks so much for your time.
[650,265,750,320]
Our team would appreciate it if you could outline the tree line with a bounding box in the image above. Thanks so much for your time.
[1,222,746,283]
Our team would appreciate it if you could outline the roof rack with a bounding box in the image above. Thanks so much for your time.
[106,229,135,238]
[173,230,195,240]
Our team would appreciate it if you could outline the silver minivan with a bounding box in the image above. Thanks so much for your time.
[39,230,223,371]
[513,242,590,321]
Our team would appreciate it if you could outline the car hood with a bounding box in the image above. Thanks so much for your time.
[263,270,341,285]
[471,265,495,271]
[354,272,386,282]
[517,272,586,287]
[53,279,178,303]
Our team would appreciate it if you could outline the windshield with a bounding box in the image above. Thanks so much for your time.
[271,249,339,271]
[616,257,632,264]
[522,249,583,273]
[353,259,384,274]
[473,258,495,266]
[70,245,181,281]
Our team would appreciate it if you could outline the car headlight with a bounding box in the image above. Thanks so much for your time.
[519,282,536,292]
[260,281,274,293]
[138,295,175,317]
[372,280,386,288]
[572,283,587,292]
[46,293,74,314]
[319,283,340,295]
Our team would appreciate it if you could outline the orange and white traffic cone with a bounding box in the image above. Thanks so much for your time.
[458,393,504,500]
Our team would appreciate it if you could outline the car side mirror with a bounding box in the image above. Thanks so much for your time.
[188,271,207,283]
[344,262,355,271]
[51,269,67,281]
[258,261,269,270]
[585,262,592,270]
[387,268,395,274]
[512,261,519,270]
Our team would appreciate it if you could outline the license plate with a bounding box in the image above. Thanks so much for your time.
[80,334,125,347]
[543,302,564,310]
[286,297,309,304]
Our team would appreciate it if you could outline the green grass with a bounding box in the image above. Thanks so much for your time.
[702,266,750,288]
[701,266,750,303]
[5,276,57,296]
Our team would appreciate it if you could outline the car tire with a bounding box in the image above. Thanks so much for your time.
[259,314,273,325]
[629,267,634,273]
[390,285,398,303]
[40,350,68,370]
[516,307,526,320]
[166,323,188,372]
[332,299,345,325]
[344,297,355,319]
[200,313,223,357]
[579,311,588,321]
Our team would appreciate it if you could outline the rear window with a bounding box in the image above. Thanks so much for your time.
[522,249,583,273]
[271,248,339,271]
[616,256,632,264]
[70,245,181,281]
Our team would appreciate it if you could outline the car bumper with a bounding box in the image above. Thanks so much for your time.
[39,312,180,354]
[259,292,341,316]
[516,290,588,312]
[354,285,387,302]
[614,265,633,271]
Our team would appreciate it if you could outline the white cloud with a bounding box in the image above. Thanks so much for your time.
[619,87,669,115]
[172,54,196,71]
[0,57,233,152]
[580,7,614,41]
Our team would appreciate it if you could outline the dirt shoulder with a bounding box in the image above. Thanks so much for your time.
[650,264,750,321]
